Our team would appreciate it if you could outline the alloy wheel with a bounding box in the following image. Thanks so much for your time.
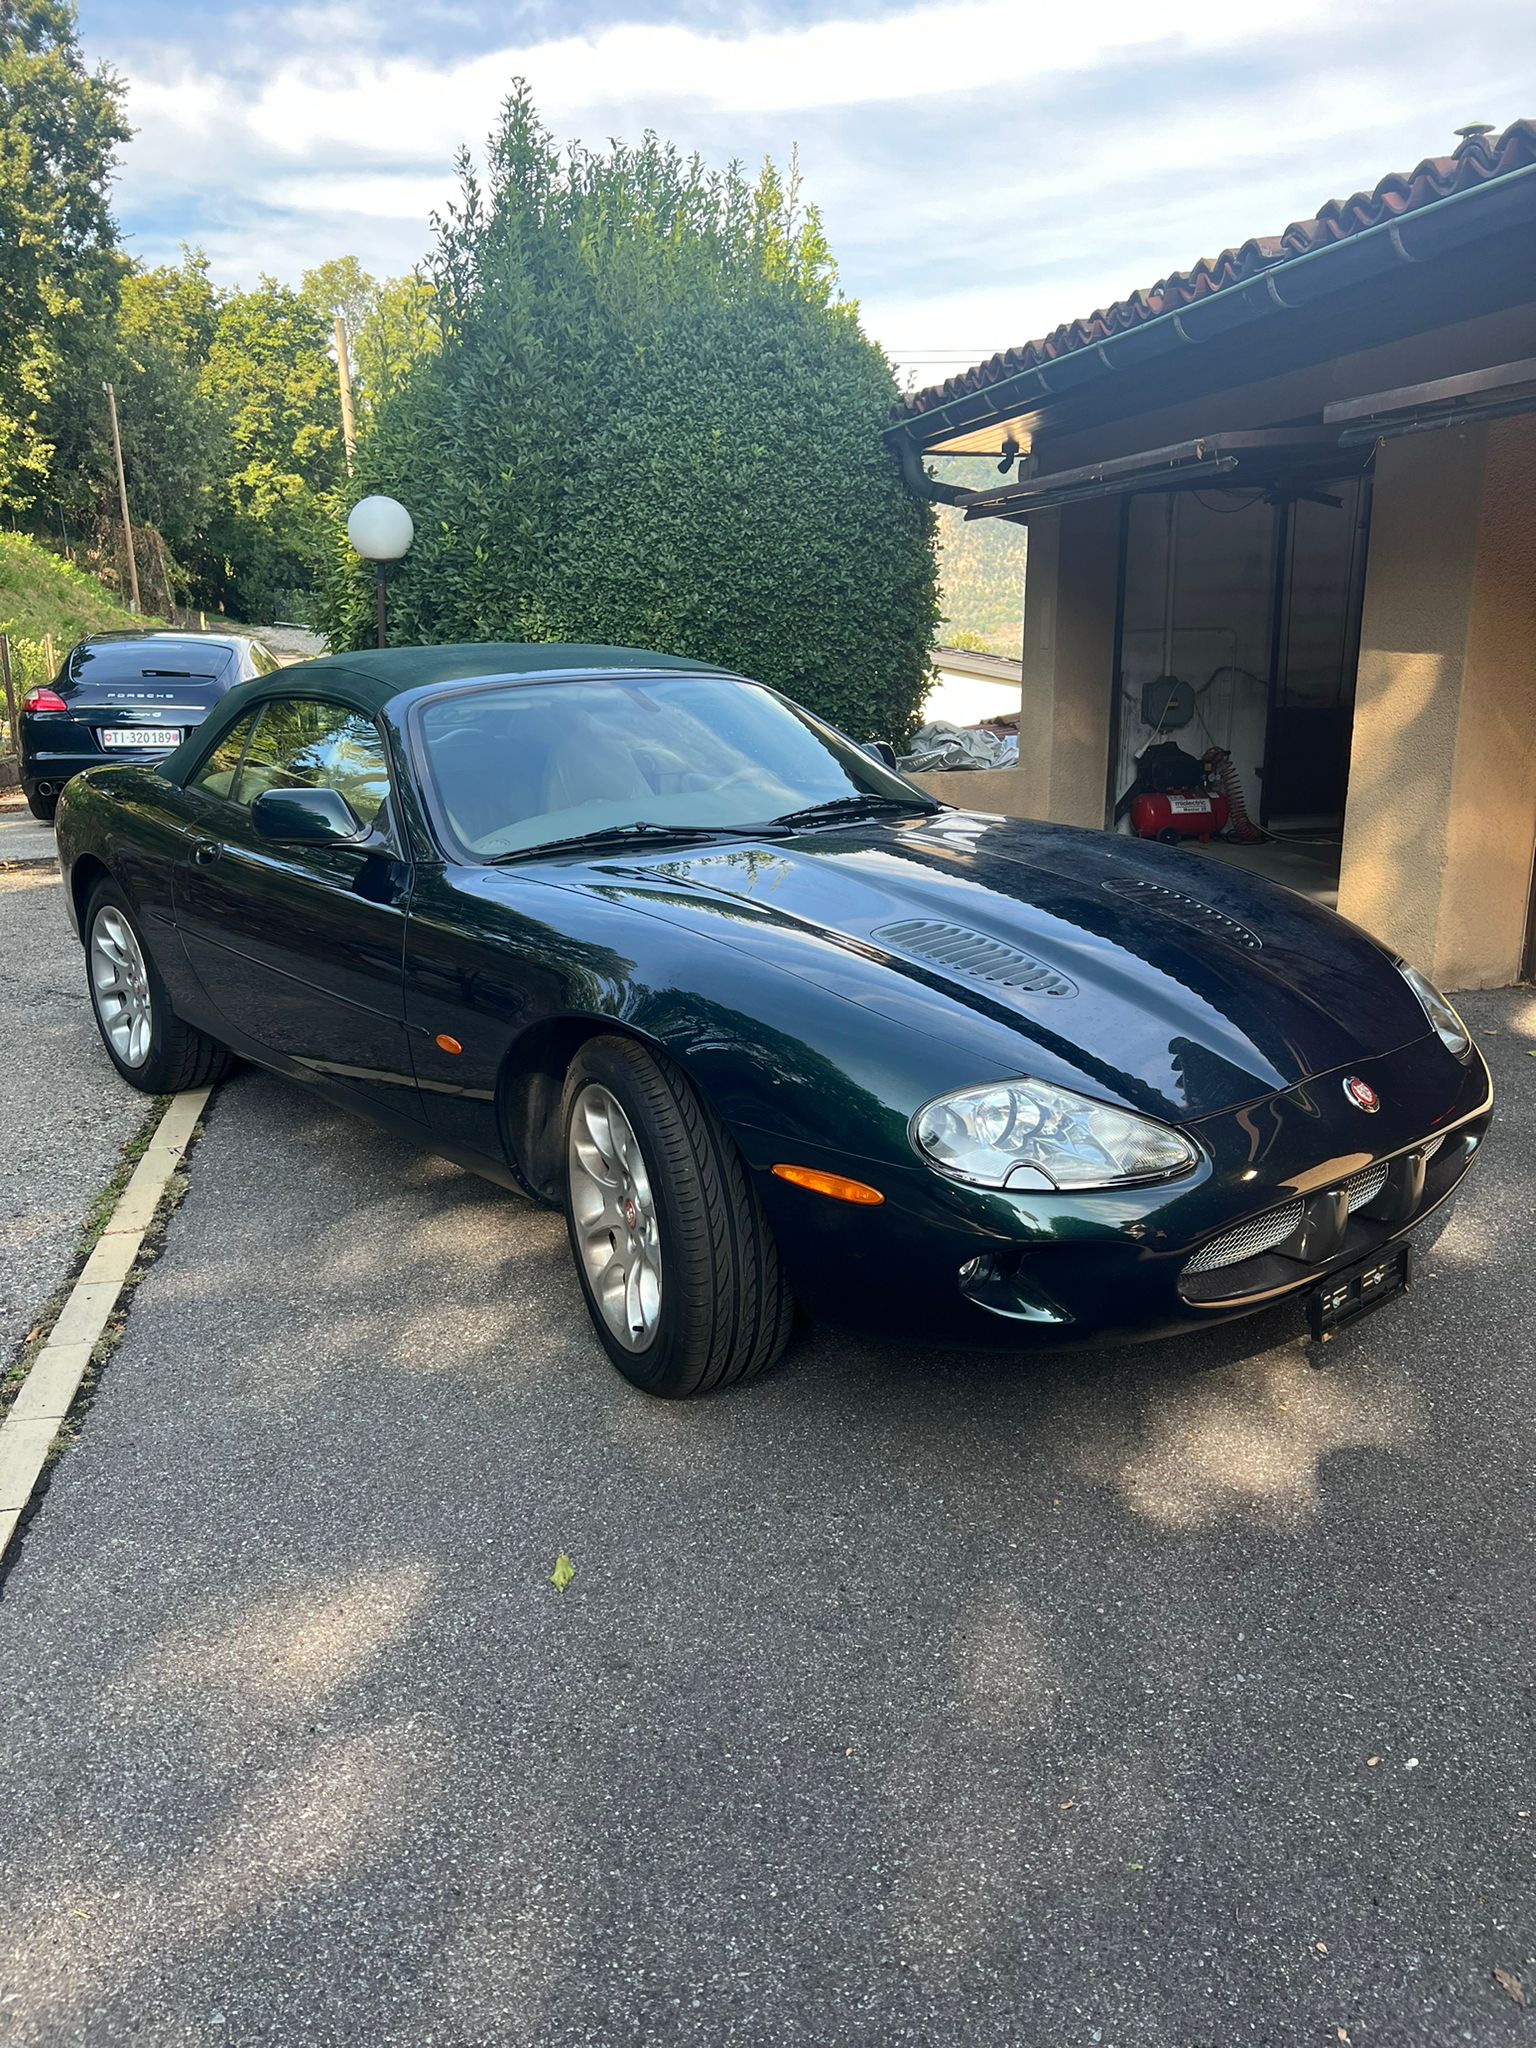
[90,905,154,1069]
[567,1081,663,1352]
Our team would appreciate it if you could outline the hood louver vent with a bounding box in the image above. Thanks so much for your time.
[1101,878,1262,950]
[874,919,1077,997]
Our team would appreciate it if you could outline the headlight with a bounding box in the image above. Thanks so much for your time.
[1397,961,1472,1059]
[912,1077,1199,1191]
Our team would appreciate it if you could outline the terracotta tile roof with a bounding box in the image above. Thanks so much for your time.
[894,119,1536,422]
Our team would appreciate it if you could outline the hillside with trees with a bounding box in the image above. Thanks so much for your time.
[932,459,1028,657]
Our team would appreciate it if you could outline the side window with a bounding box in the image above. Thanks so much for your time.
[248,642,281,677]
[241,698,393,829]
[187,712,259,803]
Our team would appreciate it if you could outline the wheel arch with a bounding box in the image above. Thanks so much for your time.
[496,1013,671,1203]
[69,852,114,938]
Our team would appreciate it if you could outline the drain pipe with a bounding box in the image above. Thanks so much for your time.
[896,438,971,506]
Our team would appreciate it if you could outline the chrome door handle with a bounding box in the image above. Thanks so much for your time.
[191,839,221,866]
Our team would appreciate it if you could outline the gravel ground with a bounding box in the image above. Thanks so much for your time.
[0,864,148,1356]
[0,991,1531,2046]
[253,624,326,663]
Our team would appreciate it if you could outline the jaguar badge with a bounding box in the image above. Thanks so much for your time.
[1344,1075,1380,1113]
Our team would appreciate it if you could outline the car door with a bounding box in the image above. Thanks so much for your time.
[172,692,423,1122]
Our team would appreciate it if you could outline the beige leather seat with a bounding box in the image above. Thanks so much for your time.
[543,729,653,813]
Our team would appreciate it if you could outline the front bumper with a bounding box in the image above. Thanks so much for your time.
[745,1033,1492,1350]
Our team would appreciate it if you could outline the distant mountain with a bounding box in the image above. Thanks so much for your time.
[932,458,1027,658]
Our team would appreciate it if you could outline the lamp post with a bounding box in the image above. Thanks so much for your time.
[346,495,414,648]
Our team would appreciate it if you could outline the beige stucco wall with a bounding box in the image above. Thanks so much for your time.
[907,764,1046,813]
[907,497,1122,826]
[1337,413,1536,987]
[1019,499,1121,826]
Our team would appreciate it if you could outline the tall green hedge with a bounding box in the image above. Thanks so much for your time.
[312,87,937,743]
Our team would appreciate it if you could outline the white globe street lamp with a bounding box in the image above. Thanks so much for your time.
[346,495,414,648]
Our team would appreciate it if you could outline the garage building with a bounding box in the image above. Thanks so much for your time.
[889,119,1536,987]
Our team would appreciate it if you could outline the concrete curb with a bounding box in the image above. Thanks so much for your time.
[0,1086,211,1563]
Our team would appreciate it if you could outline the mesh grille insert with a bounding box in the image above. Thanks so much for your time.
[873,920,1077,997]
[1185,1200,1304,1274]
[1187,1157,1395,1278]
[1344,1160,1389,1213]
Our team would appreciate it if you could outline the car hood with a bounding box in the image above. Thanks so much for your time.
[560,811,1433,1122]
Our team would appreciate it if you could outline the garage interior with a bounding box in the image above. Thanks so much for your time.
[890,119,1536,984]
[1112,473,1372,907]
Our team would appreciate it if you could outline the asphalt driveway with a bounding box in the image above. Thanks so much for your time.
[0,978,1531,2045]
[0,855,149,1355]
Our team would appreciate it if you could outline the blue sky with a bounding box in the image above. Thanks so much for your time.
[78,0,1535,391]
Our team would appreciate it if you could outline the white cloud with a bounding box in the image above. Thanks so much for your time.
[126,0,1331,172]
[256,171,458,223]
[106,0,1533,391]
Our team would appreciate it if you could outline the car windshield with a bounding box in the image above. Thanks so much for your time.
[417,672,930,859]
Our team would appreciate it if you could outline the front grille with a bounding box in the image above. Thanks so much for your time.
[1181,1120,1484,1304]
[1187,1154,1404,1278]
[1186,1200,1305,1274]
[873,920,1077,997]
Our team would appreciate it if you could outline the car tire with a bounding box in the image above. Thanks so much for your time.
[561,1034,795,1397]
[25,788,56,822]
[84,880,234,1095]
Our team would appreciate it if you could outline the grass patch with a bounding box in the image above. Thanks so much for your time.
[78,1109,163,1257]
[0,534,164,744]
[0,532,157,646]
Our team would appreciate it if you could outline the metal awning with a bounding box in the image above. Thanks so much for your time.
[1325,356,1536,446]
[958,428,1367,523]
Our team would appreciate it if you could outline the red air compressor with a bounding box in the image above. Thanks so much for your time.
[1128,786,1230,844]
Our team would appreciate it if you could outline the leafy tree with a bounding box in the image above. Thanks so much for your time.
[0,0,129,507]
[315,86,936,742]
[112,261,230,554]
[197,276,343,618]
[303,256,438,421]
[48,255,223,536]
[351,273,437,412]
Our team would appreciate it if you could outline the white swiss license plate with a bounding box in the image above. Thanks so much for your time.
[102,727,182,749]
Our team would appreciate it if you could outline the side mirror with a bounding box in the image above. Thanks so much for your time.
[863,740,899,770]
[251,785,361,845]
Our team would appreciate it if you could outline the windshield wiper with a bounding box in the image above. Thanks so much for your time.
[484,819,789,864]
[771,793,938,829]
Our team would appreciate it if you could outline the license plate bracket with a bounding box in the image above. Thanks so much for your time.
[1307,1241,1412,1341]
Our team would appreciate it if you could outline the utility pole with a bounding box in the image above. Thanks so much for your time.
[102,381,141,613]
[333,315,358,475]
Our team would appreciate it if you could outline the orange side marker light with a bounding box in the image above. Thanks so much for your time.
[771,1164,884,1205]
[435,1033,463,1055]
